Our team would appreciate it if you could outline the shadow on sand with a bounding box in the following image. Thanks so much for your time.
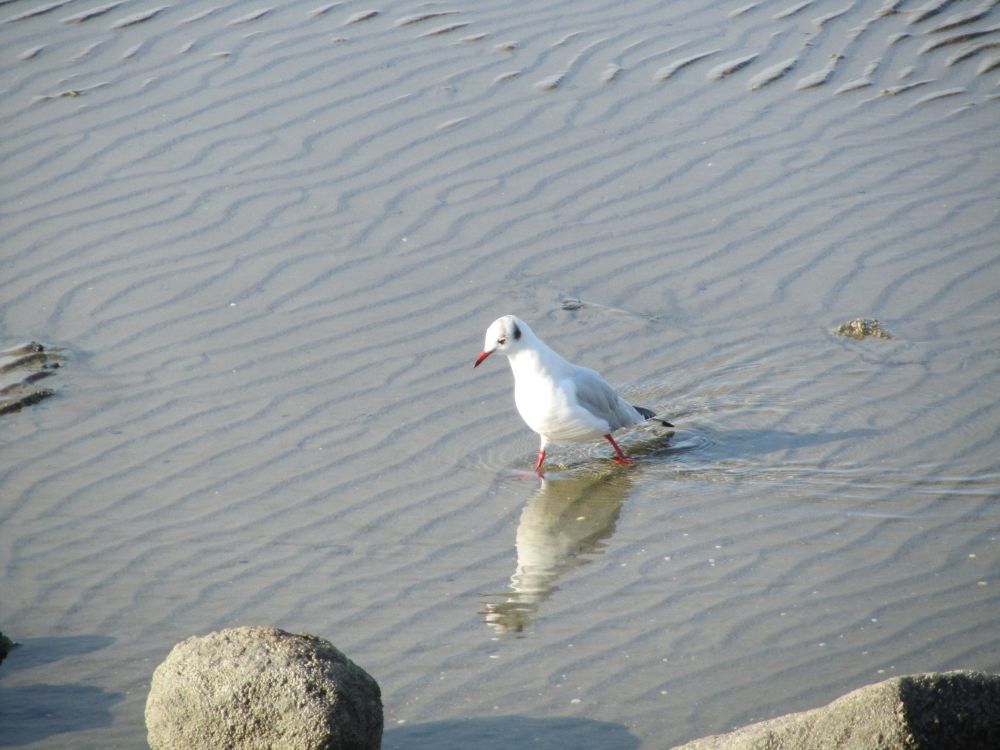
[384,715,639,750]
[0,635,122,747]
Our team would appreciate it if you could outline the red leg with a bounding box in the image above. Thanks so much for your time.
[604,434,633,465]
[534,448,546,476]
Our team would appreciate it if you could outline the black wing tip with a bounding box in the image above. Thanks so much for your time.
[633,405,674,428]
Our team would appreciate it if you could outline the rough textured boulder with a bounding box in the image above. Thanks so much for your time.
[672,671,1000,750]
[145,626,382,750]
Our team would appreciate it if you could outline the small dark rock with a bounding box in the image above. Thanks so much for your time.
[0,631,15,665]
[0,386,55,416]
[0,342,64,416]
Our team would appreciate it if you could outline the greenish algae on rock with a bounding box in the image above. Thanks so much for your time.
[834,318,893,340]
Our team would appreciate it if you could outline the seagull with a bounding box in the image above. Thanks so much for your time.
[474,315,671,474]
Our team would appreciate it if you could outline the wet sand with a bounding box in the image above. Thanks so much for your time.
[1,1,998,747]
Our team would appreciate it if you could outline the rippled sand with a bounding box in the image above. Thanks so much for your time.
[1,1,998,748]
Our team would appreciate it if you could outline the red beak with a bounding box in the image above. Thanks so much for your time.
[473,350,492,368]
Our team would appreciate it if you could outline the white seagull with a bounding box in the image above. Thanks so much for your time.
[474,315,670,474]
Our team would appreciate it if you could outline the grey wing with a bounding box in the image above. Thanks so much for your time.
[571,366,644,432]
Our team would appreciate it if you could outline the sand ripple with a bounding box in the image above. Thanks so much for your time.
[1,1,997,748]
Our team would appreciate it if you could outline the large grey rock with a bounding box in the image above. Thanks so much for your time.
[672,671,1000,750]
[145,626,382,750]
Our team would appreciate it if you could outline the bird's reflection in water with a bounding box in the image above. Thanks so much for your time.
[482,467,633,634]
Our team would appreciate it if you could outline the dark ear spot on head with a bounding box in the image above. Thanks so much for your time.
[512,323,521,340]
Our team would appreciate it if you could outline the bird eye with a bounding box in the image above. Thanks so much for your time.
[497,337,507,345]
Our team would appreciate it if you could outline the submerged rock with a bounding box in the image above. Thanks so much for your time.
[0,342,63,416]
[0,631,15,665]
[146,626,382,750]
[671,671,1000,750]
[834,318,893,339]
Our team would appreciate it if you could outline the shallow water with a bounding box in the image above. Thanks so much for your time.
[1,1,998,748]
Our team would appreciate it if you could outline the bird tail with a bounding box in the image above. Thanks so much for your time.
[633,405,673,428]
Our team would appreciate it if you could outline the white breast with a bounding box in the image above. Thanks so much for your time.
[512,365,612,443]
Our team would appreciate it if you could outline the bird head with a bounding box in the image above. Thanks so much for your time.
[474,315,527,368]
